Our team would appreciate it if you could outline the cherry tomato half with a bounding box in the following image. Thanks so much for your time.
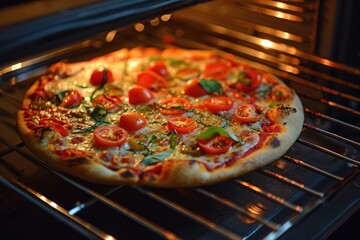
[39,118,70,137]
[137,70,168,90]
[184,78,208,98]
[90,67,114,86]
[94,126,128,147]
[203,96,233,112]
[197,136,233,154]
[60,90,82,108]
[118,112,147,131]
[203,60,231,81]
[158,97,192,115]
[128,85,154,105]
[270,85,291,102]
[235,70,261,92]
[234,104,262,123]
[92,95,123,112]
[167,116,198,134]
[147,61,169,78]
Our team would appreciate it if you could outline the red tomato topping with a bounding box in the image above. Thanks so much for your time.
[92,95,123,112]
[54,148,85,160]
[203,61,231,81]
[90,67,114,86]
[59,90,82,108]
[137,71,168,90]
[158,97,191,115]
[203,96,233,112]
[118,112,147,131]
[262,122,282,133]
[270,85,291,102]
[167,116,198,134]
[39,118,70,137]
[265,107,279,124]
[234,104,262,123]
[235,70,261,92]
[147,61,169,78]
[94,126,128,147]
[128,85,154,105]
[198,136,233,154]
[184,78,208,98]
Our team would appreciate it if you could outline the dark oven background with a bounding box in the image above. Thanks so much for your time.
[0,1,359,240]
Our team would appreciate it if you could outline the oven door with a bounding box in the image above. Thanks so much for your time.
[0,1,359,239]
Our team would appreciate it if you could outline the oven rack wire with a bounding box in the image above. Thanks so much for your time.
[0,1,359,239]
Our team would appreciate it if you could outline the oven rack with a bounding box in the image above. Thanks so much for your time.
[1,1,359,239]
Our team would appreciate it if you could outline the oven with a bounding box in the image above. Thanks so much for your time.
[0,1,359,239]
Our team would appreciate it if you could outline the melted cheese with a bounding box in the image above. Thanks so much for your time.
[32,51,287,171]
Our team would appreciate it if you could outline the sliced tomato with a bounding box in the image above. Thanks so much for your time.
[59,90,82,108]
[119,112,147,131]
[270,85,291,102]
[137,70,168,90]
[203,61,231,81]
[158,97,191,115]
[128,85,154,105]
[94,126,128,147]
[203,96,233,112]
[147,61,169,78]
[234,104,262,123]
[225,88,255,103]
[92,95,123,112]
[167,116,198,134]
[184,78,208,98]
[235,70,261,92]
[90,67,114,86]
[39,118,70,137]
[197,136,233,154]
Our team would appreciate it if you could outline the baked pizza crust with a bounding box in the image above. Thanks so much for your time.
[17,47,304,187]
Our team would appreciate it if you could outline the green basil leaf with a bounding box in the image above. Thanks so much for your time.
[237,71,252,85]
[268,101,282,109]
[142,149,174,166]
[167,59,186,66]
[199,79,223,94]
[197,126,239,142]
[169,130,177,149]
[91,105,108,122]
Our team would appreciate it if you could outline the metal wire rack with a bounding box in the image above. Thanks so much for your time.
[0,1,359,239]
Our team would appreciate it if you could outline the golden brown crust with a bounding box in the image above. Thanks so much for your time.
[16,47,304,187]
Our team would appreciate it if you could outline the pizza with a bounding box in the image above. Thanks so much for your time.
[17,47,304,187]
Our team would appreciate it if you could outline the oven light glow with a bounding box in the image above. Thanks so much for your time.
[260,39,273,49]
[161,14,172,21]
[11,63,22,71]
[105,30,117,42]
[134,23,145,32]
[150,18,160,26]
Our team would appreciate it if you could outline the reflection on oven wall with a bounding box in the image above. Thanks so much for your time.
[316,0,360,68]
